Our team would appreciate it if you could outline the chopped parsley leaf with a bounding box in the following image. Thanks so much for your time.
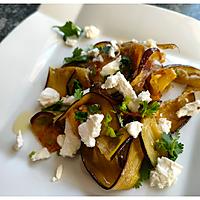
[54,21,82,41]
[88,104,101,114]
[42,100,68,112]
[64,47,88,64]
[75,111,88,123]
[134,157,153,188]
[104,113,118,138]
[155,132,184,161]
[139,101,160,118]
[119,96,131,112]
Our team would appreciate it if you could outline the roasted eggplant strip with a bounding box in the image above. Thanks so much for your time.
[148,68,177,100]
[168,65,200,88]
[112,138,144,190]
[30,112,64,153]
[46,66,91,96]
[141,117,162,166]
[57,92,129,160]
[131,48,164,93]
[119,41,145,75]
[156,89,195,132]
[81,137,144,190]
[157,43,178,50]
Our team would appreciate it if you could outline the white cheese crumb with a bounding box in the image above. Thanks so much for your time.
[195,91,200,101]
[38,87,60,107]
[87,48,100,57]
[138,90,152,103]
[158,118,172,134]
[83,88,90,95]
[143,39,157,48]
[131,38,139,43]
[61,96,76,105]
[100,56,121,76]
[93,54,104,62]
[101,72,139,112]
[78,114,104,147]
[59,119,81,157]
[150,157,183,189]
[29,147,51,162]
[108,46,116,58]
[65,38,78,47]
[14,130,23,151]
[176,100,200,118]
[57,134,65,147]
[84,25,100,39]
[125,121,143,138]
[52,164,63,182]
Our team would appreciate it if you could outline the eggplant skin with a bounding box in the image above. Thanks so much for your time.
[81,137,144,190]
[155,89,195,133]
[30,112,64,153]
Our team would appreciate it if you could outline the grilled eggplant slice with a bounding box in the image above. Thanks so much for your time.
[46,66,91,96]
[148,68,177,100]
[168,65,200,88]
[81,137,144,190]
[30,112,63,153]
[57,92,130,160]
[156,89,195,132]
[131,48,164,93]
[141,117,162,166]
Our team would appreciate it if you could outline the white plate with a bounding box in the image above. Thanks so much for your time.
[0,4,200,196]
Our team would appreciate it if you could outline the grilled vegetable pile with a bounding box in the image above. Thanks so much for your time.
[30,36,200,190]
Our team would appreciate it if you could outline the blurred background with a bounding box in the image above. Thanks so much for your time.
[0,4,199,42]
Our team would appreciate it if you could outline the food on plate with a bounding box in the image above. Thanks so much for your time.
[25,21,200,190]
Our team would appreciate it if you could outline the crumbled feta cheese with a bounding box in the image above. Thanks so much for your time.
[125,121,143,138]
[59,119,81,157]
[14,130,23,151]
[84,25,100,39]
[110,40,119,51]
[101,72,139,112]
[131,38,139,43]
[65,38,78,47]
[87,48,100,57]
[57,134,65,147]
[138,90,152,103]
[93,54,104,62]
[83,88,90,95]
[38,87,60,107]
[176,100,200,118]
[29,147,51,162]
[61,96,76,105]
[150,157,183,189]
[52,164,63,182]
[78,114,104,147]
[143,39,157,48]
[195,91,200,101]
[100,56,121,76]
[108,46,116,58]
[158,118,172,134]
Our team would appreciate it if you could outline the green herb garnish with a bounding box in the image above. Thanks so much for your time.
[104,113,118,138]
[119,96,131,112]
[139,101,160,118]
[73,79,83,100]
[75,111,88,123]
[54,21,82,41]
[64,47,88,64]
[134,157,153,188]
[29,151,36,159]
[119,56,132,80]
[42,100,68,112]
[155,132,184,161]
[88,104,101,114]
